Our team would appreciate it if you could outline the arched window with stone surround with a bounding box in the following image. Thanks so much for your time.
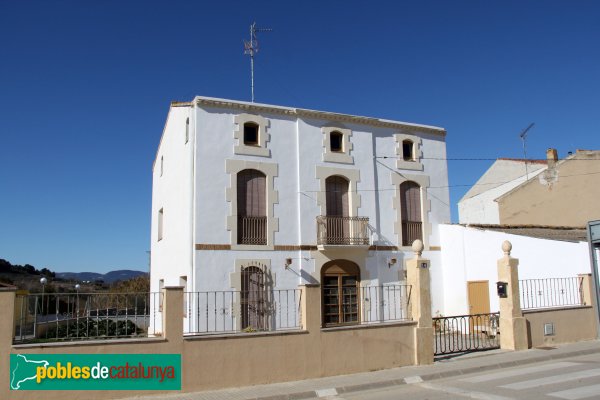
[241,266,266,330]
[237,169,267,245]
[400,180,422,246]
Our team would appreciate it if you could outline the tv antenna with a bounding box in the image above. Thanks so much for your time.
[244,22,272,103]
[519,122,535,180]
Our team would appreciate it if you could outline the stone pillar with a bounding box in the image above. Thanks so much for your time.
[0,287,17,400]
[497,241,528,350]
[300,284,321,331]
[406,240,433,365]
[162,286,184,344]
[579,273,598,309]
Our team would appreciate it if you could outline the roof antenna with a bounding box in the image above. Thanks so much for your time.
[519,123,535,180]
[244,22,272,103]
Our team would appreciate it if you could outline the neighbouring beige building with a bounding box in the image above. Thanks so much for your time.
[459,149,600,227]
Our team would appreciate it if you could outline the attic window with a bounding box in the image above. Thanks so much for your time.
[330,131,343,152]
[402,140,414,161]
[243,123,259,146]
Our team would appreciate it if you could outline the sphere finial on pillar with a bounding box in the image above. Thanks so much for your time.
[502,240,512,256]
[412,239,424,257]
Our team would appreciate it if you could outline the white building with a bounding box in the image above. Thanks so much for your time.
[438,224,591,317]
[150,96,450,332]
[458,158,547,224]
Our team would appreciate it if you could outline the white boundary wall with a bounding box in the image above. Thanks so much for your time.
[438,224,591,316]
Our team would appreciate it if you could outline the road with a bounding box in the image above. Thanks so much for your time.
[331,352,600,400]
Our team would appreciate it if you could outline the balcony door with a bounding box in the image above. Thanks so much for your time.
[400,181,422,246]
[241,266,266,330]
[237,169,267,245]
[325,176,349,244]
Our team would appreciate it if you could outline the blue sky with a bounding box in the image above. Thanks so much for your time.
[1,1,598,273]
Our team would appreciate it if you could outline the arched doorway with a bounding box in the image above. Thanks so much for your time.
[321,260,360,327]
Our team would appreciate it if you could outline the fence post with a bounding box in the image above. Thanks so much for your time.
[579,274,597,308]
[497,241,528,350]
[299,284,321,331]
[162,286,184,343]
[405,239,433,365]
[0,286,17,400]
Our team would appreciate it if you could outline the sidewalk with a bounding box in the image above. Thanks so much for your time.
[125,340,600,400]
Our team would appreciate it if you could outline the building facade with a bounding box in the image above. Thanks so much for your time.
[150,96,450,332]
[459,149,600,227]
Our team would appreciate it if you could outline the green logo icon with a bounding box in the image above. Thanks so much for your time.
[10,354,181,390]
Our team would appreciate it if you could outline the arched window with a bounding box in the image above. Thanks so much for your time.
[241,266,266,330]
[237,169,267,245]
[402,140,414,161]
[324,176,350,244]
[330,131,343,152]
[400,181,422,246]
[243,122,259,146]
[321,260,360,327]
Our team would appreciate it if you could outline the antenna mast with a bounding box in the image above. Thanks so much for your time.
[244,22,272,102]
[519,122,535,180]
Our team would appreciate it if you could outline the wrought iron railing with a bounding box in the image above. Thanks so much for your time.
[401,220,422,246]
[316,216,370,246]
[433,313,500,356]
[360,284,412,323]
[13,292,161,344]
[185,289,302,335]
[519,277,583,310]
[238,216,267,245]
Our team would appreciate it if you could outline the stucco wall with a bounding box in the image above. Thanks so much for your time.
[438,224,591,316]
[498,151,600,226]
[524,306,597,348]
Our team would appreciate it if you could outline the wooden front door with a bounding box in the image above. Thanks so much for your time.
[467,281,490,315]
[467,280,491,333]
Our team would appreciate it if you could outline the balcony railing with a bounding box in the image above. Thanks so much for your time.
[316,216,370,246]
[238,216,267,245]
[401,220,422,246]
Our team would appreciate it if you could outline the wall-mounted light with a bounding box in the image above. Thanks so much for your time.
[285,258,292,269]
[388,257,397,268]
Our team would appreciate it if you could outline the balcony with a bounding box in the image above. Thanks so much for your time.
[401,220,422,246]
[238,216,267,245]
[316,216,370,247]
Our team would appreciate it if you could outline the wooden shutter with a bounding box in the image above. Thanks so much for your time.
[400,181,421,222]
[325,176,349,217]
[237,169,266,217]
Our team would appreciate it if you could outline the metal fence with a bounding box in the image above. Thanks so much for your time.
[360,284,412,323]
[519,277,583,310]
[185,289,302,335]
[13,292,162,344]
[433,313,500,356]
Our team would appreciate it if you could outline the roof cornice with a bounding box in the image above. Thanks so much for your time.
[194,96,446,136]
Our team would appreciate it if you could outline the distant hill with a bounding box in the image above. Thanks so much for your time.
[56,270,147,284]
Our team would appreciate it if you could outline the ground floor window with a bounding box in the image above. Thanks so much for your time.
[241,266,266,330]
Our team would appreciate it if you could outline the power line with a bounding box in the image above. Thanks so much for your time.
[297,169,600,194]
[374,156,600,162]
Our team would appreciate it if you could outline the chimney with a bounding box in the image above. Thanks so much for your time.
[547,148,558,169]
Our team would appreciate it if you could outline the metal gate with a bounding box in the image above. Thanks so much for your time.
[433,313,500,356]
